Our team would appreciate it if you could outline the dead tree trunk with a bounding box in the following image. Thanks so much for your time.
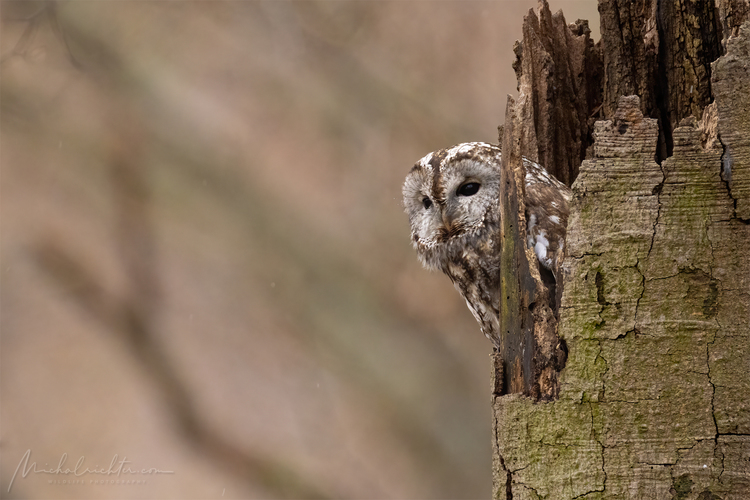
[493,2,750,498]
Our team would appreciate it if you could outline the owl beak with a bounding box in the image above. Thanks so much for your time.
[437,207,461,242]
[441,208,456,230]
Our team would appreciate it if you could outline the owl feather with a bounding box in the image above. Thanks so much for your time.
[403,142,571,345]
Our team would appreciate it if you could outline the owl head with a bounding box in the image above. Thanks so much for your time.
[403,142,502,271]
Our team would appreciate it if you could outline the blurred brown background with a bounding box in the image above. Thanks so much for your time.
[0,1,597,498]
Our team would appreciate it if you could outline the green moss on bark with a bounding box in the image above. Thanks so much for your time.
[493,90,750,498]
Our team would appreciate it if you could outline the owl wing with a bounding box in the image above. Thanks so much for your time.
[522,158,572,276]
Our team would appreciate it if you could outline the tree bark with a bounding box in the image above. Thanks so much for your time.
[495,93,568,402]
[599,0,726,161]
[496,94,542,398]
[493,3,750,498]
[512,2,602,186]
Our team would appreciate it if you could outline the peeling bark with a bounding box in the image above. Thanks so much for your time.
[494,92,749,500]
[599,0,722,160]
[712,21,750,220]
[512,2,603,186]
[497,94,562,400]
[492,4,750,497]
[717,0,750,42]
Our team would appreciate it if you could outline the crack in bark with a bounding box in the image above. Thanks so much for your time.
[498,453,513,500]
[647,161,667,258]
[655,0,675,161]
[718,133,738,214]
[570,251,605,260]
[595,339,608,403]
[717,132,750,224]
[707,342,719,441]
[704,188,724,483]
[493,395,514,500]
[493,4,750,496]
[633,258,646,336]
[590,401,607,495]
[521,483,542,499]
[707,316,722,483]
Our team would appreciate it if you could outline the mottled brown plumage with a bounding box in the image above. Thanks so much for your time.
[403,142,571,346]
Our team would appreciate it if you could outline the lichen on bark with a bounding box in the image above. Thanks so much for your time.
[493,34,750,496]
[493,1,750,495]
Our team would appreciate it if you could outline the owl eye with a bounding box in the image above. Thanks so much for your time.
[422,197,433,209]
[457,182,480,197]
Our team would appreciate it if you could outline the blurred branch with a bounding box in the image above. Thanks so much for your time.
[0,1,82,69]
[0,3,44,65]
[32,108,331,500]
[18,3,492,495]
[161,144,480,492]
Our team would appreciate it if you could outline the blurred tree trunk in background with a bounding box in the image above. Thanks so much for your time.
[493,2,750,498]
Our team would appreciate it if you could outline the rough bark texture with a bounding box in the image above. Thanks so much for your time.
[512,2,603,186]
[492,9,750,500]
[597,0,749,161]
[493,92,750,500]
[712,21,750,220]
[496,95,564,401]
[717,0,750,41]
[497,95,539,398]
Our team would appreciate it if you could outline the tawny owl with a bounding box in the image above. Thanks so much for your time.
[402,142,571,346]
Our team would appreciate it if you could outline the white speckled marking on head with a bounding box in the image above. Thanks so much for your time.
[417,152,434,171]
[403,140,572,347]
[442,142,492,163]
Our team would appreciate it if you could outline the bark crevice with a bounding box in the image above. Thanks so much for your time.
[493,11,750,497]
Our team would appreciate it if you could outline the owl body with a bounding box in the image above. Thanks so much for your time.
[402,142,571,344]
